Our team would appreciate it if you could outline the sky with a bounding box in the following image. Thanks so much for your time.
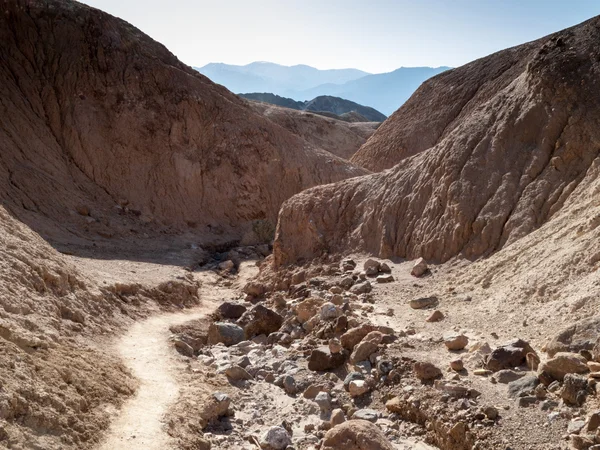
[80,0,600,73]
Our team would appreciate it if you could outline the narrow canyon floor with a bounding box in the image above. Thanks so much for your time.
[72,246,600,450]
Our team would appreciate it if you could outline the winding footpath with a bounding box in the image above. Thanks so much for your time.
[97,307,210,450]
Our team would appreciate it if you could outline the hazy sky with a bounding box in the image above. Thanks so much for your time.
[80,0,600,73]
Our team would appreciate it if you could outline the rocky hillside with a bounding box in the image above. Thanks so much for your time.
[248,101,379,159]
[240,93,387,122]
[274,16,600,266]
[0,0,365,248]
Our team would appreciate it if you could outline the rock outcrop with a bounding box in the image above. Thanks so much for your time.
[0,0,366,246]
[274,17,600,266]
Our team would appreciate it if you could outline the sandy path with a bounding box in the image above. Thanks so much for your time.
[97,306,212,450]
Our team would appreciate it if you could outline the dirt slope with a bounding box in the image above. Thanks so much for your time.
[0,0,366,247]
[274,16,600,266]
[249,100,379,160]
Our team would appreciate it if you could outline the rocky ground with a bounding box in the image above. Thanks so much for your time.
[138,251,600,450]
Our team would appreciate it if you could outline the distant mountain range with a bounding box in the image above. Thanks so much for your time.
[239,93,387,122]
[195,62,451,115]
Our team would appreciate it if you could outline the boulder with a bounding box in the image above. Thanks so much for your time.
[321,420,395,450]
[443,333,468,351]
[411,258,428,277]
[216,302,247,320]
[546,317,600,357]
[207,322,245,346]
[350,331,383,363]
[486,339,536,372]
[259,426,291,450]
[414,361,442,381]
[538,352,589,381]
[308,346,347,371]
[237,305,283,338]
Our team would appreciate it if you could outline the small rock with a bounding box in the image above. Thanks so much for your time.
[320,302,341,320]
[349,380,371,397]
[308,346,347,371]
[314,391,332,412]
[409,296,438,309]
[450,359,464,371]
[329,338,342,354]
[282,375,297,395]
[494,369,527,384]
[218,260,235,272]
[363,259,381,276]
[483,406,498,420]
[216,302,247,320]
[259,426,292,450]
[352,409,379,422]
[342,259,357,271]
[350,331,382,363]
[349,281,372,295]
[444,333,469,351]
[238,305,284,339]
[173,339,194,357]
[486,338,536,372]
[473,369,492,376]
[321,419,395,450]
[376,274,394,283]
[517,396,537,407]
[207,322,245,346]
[567,419,586,434]
[380,262,392,273]
[414,361,442,381]
[344,372,365,391]
[330,408,345,426]
[508,375,539,398]
[225,365,253,381]
[426,310,444,322]
[561,373,588,406]
[411,258,428,277]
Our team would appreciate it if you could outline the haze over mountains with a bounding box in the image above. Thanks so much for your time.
[196,62,450,115]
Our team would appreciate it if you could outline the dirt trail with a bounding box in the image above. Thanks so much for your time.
[97,307,212,450]
[96,261,257,450]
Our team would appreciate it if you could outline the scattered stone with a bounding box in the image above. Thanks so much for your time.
[349,380,371,397]
[483,406,499,420]
[376,274,394,283]
[329,286,343,295]
[344,372,365,391]
[586,411,600,432]
[342,259,357,271]
[561,373,588,406]
[330,408,345,426]
[380,262,391,273]
[363,259,381,276]
[426,310,445,322]
[473,369,492,376]
[173,338,194,357]
[589,361,600,372]
[243,282,266,298]
[282,375,297,395]
[321,419,395,450]
[434,380,469,398]
[494,369,527,384]
[486,338,536,372]
[237,305,284,338]
[546,317,600,357]
[295,297,323,323]
[350,281,372,295]
[508,375,539,398]
[517,396,537,407]
[225,365,253,381]
[352,409,379,422]
[207,322,245,346]
[329,338,342,354]
[314,391,332,412]
[218,260,235,272]
[320,302,341,320]
[450,359,464,371]
[568,419,586,434]
[444,333,469,351]
[259,426,292,450]
[414,361,442,381]
[308,346,347,371]
[411,258,428,277]
[409,296,438,309]
[539,352,589,381]
[217,302,247,320]
[341,324,377,350]
[350,331,382,363]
